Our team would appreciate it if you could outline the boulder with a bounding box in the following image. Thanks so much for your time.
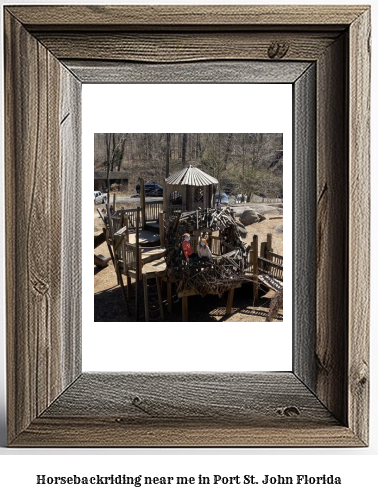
[235,220,248,238]
[257,212,266,221]
[239,210,260,226]
[229,204,275,216]
[274,224,283,234]
[249,204,278,215]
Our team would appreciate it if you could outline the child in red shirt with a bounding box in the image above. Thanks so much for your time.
[182,233,193,262]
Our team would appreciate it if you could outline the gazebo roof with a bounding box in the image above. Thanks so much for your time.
[166,165,218,186]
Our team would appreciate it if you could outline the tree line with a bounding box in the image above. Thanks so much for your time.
[94,133,283,200]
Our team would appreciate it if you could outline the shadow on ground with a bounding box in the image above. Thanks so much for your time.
[94,283,281,323]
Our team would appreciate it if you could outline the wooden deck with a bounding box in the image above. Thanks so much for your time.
[118,247,166,278]
[141,256,167,277]
[126,229,160,246]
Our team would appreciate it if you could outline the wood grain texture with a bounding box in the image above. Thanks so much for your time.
[348,8,371,445]
[11,373,363,447]
[42,373,334,421]
[60,68,82,388]
[66,60,311,84]
[316,34,349,426]
[37,32,339,63]
[7,5,367,30]
[11,419,363,448]
[293,64,316,390]
[5,12,62,442]
[4,5,370,447]
[4,11,81,444]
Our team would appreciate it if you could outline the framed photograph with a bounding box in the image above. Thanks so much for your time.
[4,5,370,447]
[87,88,292,372]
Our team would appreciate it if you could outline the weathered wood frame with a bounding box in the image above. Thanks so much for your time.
[4,5,370,447]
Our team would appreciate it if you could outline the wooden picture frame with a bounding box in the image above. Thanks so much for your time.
[4,5,370,447]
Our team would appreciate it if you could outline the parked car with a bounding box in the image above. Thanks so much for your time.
[94,191,107,204]
[215,192,229,205]
[136,182,163,196]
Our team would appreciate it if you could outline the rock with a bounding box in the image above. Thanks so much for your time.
[239,210,260,226]
[235,220,248,238]
[229,204,278,216]
[249,204,279,215]
[269,203,283,209]
[274,224,283,233]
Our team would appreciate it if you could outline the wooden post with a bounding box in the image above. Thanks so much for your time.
[97,207,106,224]
[106,202,113,235]
[156,277,164,321]
[182,295,188,322]
[104,227,115,266]
[226,287,235,315]
[260,241,267,259]
[163,179,168,213]
[266,232,273,275]
[159,211,164,241]
[252,234,259,301]
[135,207,141,320]
[167,279,173,313]
[107,202,130,315]
[127,277,132,300]
[267,233,273,256]
[125,218,132,298]
[106,202,117,279]
[140,178,146,229]
[260,241,267,274]
[143,274,149,322]
[125,218,129,243]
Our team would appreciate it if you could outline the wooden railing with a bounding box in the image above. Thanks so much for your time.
[113,235,138,275]
[114,233,166,278]
[112,202,163,232]
[209,235,223,256]
[258,256,283,280]
[113,210,137,232]
[249,195,283,204]
[246,233,283,280]
[145,201,162,221]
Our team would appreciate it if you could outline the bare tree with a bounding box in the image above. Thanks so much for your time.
[237,133,283,200]
[95,133,283,198]
[165,133,171,178]
[182,133,188,166]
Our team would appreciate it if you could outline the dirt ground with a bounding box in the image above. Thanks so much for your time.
[94,203,283,322]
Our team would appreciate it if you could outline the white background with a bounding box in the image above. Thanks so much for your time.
[83,83,292,372]
[0,0,377,498]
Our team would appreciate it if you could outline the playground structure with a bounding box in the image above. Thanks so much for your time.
[163,165,218,216]
[95,167,283,322]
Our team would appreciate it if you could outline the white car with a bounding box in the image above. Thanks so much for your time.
[94,191,107,204]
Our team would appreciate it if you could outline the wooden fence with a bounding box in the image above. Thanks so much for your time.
[249,195,283,204]
[246,233,283,299]
[145,201,162,221]
[112,201,163,232]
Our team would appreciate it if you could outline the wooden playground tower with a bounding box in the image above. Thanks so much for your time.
[163,164,218,216]
[95,165,283,321]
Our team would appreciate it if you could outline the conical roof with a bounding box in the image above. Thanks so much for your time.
[166,165,218,186]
